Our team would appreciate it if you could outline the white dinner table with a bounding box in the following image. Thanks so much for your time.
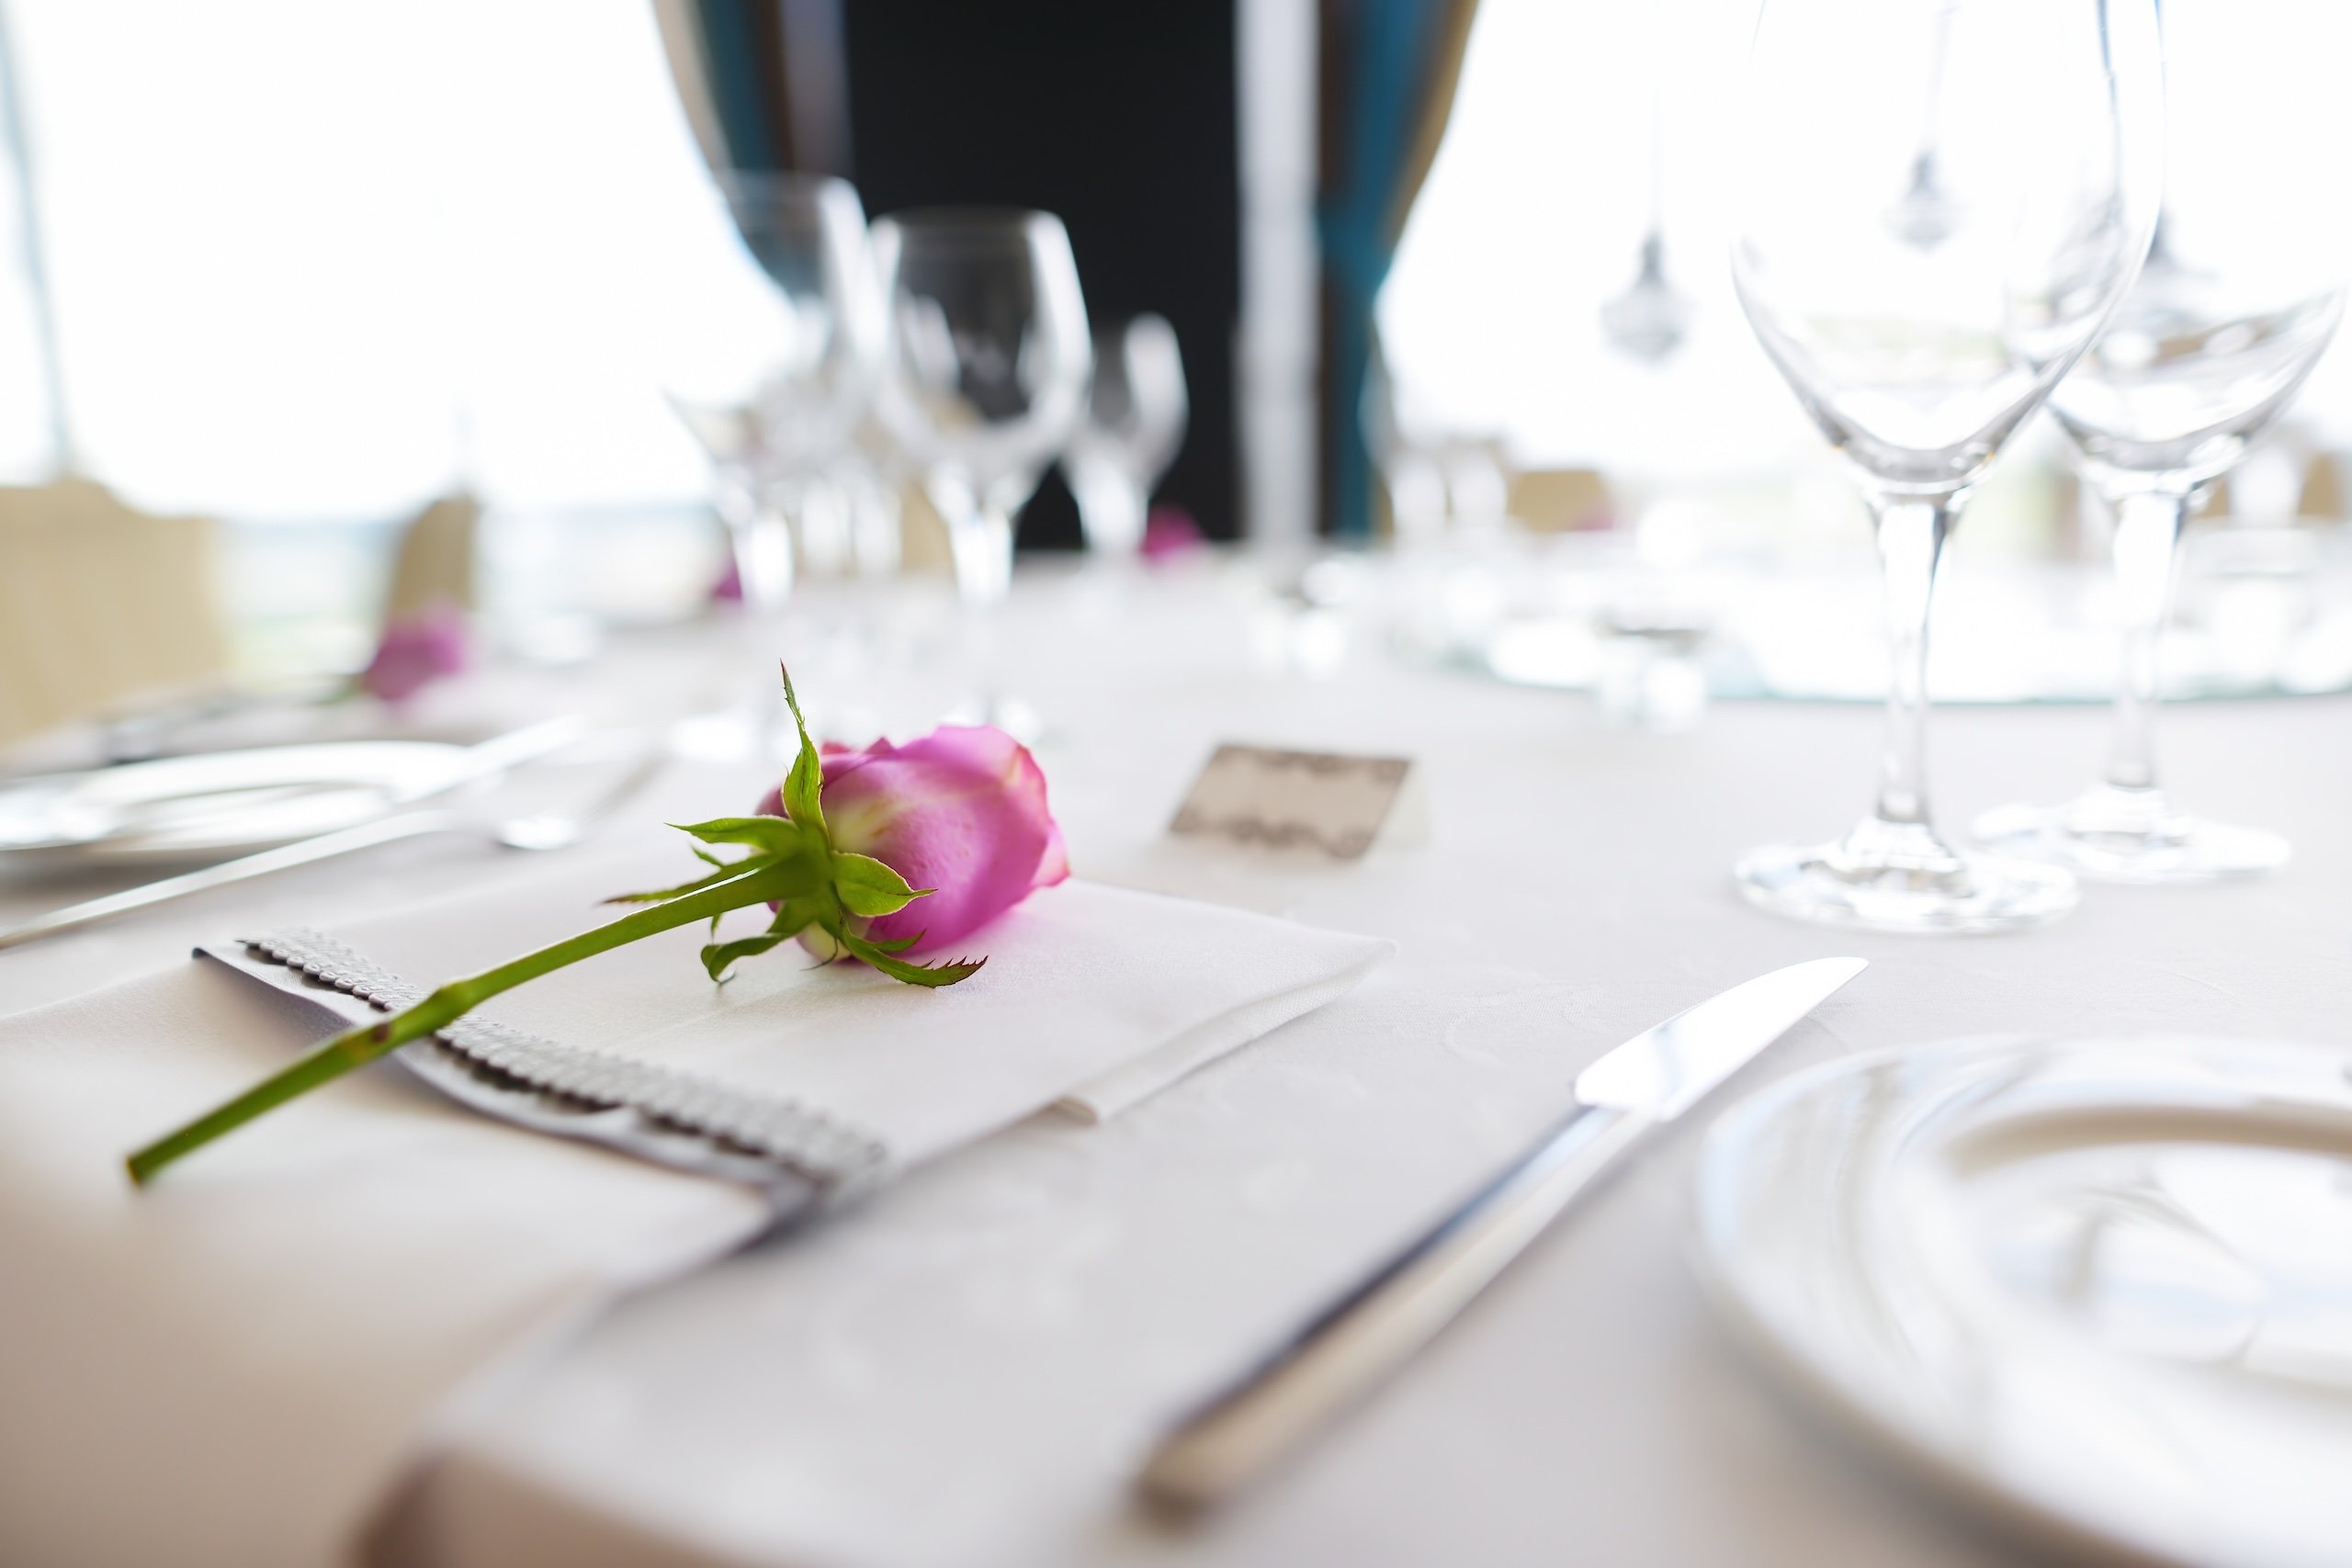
[5,554,2346,1568]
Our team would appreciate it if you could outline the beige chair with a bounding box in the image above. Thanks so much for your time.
[380,491,480,619]
[1506,468,1616,533]
[0,479,231,749]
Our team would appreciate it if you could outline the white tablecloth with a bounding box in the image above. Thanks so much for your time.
[6,560,2348,1567]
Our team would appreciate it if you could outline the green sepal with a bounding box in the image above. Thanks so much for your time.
[831,852,928,918]
[701,898,822,981]
[833,925,984,987]
[700,930,794,981]
[777,664,827,847]
[673,816,808,854]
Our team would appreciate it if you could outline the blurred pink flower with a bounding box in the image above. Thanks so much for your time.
[758,726,1067,953]
[1141,504,1206,562]
[360,603,470,704]
[709,556,743,604]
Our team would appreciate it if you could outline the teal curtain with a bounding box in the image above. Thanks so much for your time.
[695,0,786,170]
[1317,0,1479,539]
[656,0,849,176]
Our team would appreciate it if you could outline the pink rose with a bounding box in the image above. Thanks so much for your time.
[757,725,1067,953]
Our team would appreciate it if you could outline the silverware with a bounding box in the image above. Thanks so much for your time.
[93,678,346,766]
[0,717,585,952]
[1136,955,1868,1512]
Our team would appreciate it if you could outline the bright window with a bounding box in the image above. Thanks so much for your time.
[2,0,744,522]
[1380,0,2352,487]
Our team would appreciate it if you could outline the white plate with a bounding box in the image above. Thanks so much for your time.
[1694,1035,2352,1568]
[0,741,476,866]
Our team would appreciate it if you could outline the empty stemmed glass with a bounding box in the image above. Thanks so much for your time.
[668,174,883,626]
[1730,0,2162,932]
[1973,0,2348,883]
[872,209,1091,730]
[1064,314,1188,558]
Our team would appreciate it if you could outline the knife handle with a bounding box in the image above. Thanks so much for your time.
[1137,1100,1648,1511]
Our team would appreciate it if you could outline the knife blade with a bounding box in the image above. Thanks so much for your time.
[1135,954,1866,1512]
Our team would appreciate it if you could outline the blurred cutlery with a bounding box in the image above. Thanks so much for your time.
[0,717,594,952]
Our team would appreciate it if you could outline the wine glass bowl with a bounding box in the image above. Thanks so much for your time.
[2052,281,2345,491]
[1065,313,1188,558]
[873,210,1091,608]
[1732,5,2155,494]
[667,174,884,617]
[1728,0,2163,932]
[873,209,1091,731]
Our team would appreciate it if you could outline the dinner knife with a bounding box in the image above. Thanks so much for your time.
[1136,954,1867,1512]
[0,717,582,953]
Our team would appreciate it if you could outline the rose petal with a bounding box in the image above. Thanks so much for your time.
[753,725,1061,953]
[820,727,1059,950]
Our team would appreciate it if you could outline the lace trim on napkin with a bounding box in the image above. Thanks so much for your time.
[240,929,891,1204]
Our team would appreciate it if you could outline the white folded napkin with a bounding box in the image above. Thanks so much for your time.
[0,840,1389,1568]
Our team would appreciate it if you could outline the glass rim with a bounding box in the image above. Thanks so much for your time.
[872,206,1068,244]
[716,168,854,201]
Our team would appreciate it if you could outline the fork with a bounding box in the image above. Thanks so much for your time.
[0,726,670,953]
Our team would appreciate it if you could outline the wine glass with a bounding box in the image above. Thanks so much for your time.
[1064,314,1188,558]
[872,209,1091,728]
[1730,0,2162,932]
[668,174,883,626]
[1973,0,2349,884]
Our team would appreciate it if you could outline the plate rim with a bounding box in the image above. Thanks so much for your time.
[1688,1032,2352,1568]
[0,738,476,863]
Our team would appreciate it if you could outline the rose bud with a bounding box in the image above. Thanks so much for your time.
[759,725,1068,954]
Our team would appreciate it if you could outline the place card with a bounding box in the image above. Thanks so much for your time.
[1169,744,1426,860]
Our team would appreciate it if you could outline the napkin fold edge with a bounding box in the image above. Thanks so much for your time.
[1052,933,1394,1122]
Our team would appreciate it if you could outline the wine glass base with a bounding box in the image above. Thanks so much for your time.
[1735,832,2079,934]
[1972,793,2289,885]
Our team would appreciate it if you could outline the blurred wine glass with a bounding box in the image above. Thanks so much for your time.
[872,209,1091,729]
[1974,0,2349,883]
[1064,314,1187,558]
[1729,0,2162,932]
[1882,0,1961,250]
[1362,342,1445,547]
[840,414,910,580]
[667,174,882,627]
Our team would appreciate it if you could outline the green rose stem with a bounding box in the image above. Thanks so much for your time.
[126,667,982,1188]
[124,867,782,1187]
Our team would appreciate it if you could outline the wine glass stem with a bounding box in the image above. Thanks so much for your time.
[1869,493,1955,829]
[719,473,796,618]
[949,502,1015,704]
[1072,461,1149,556]
[2103,488,2188,793]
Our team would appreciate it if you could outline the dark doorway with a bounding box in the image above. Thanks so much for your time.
[843,1,1242,547]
